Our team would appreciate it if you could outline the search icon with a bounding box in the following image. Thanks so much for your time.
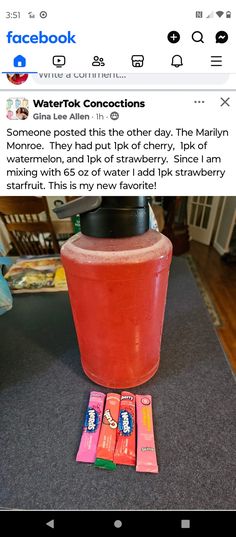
[192,31,204,43]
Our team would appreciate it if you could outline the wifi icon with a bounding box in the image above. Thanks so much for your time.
[216,11,224,18]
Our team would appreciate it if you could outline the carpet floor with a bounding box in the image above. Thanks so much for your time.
[0,257,235,510]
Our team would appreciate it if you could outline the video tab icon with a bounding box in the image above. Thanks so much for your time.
[53,55,66,67]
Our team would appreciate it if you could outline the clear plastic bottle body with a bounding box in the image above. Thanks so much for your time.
[61,229,172,388]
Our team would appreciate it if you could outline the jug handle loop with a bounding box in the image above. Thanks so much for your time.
[53,196,102,219]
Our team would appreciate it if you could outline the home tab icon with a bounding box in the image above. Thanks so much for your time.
[13,55,26,68]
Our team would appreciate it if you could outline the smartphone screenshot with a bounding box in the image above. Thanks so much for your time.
[0,0,235,532]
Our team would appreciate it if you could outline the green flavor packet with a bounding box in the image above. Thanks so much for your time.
[95,458,116,471]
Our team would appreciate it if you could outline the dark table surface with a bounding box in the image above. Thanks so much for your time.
[0,257,235,510]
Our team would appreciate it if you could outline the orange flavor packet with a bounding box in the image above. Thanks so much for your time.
[95,392,120,470]
[113,391,136,466]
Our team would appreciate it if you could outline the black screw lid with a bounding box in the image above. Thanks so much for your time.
[54,196,150,238]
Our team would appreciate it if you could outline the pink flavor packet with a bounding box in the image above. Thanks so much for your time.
[76,391,106,463]
[76,391,158,473]
[136,395,158,473]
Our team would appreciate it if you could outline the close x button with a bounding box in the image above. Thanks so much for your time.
[220,97,230,107]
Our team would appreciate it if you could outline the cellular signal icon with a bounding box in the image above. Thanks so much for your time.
[207,12,214,18]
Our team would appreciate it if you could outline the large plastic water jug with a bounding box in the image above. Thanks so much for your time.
[54,197,172,388]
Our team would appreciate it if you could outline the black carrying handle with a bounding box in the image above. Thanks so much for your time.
[53,196,102,219]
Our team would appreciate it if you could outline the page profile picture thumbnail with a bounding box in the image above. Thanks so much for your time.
[6,98,29,120]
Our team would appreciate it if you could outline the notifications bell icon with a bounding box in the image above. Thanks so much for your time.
[171,54,183,68]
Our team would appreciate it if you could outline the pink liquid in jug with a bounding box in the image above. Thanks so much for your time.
[61,229,172,389]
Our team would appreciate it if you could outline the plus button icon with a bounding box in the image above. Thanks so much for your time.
[167,31,180,43]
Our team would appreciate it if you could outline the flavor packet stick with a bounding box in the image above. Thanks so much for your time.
[136,395,159,473]
[113,391,136,466]
[95,392,120,470]
[76,391,106,463]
